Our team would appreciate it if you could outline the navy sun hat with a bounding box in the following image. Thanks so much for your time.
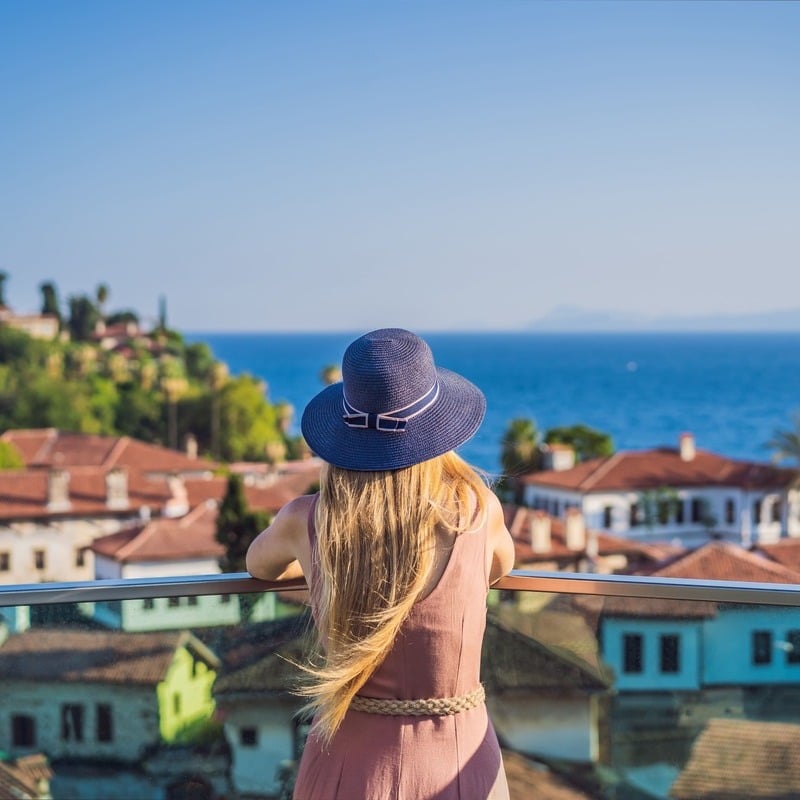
[301,328,486,471]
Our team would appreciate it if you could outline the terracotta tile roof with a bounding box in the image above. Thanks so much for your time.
[502,750,593,799]
[183,471,320,515]
[670,718,800,799]
[1,428,216,474]
[755,539,800,574]
[481,614,611,692]
[504,505,668,567]
[0,628,217,685]
[91,501,223,564]
[0,467,171,520]
[204,614,312,697]
[582,541,800,620]
[648,540,800,585]
[522,447,799,493]
[491,603,609,679]
[0,753,51,799]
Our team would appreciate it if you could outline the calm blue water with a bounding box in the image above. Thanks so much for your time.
[188,332,800,475]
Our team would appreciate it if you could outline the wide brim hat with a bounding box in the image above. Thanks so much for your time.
[301,328,486,471]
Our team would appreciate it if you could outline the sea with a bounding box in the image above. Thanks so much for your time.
[187,331,800,476]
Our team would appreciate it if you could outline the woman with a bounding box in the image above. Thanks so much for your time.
[246,328,515,799]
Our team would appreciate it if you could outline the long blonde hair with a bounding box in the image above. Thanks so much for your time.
[297,450,487,741]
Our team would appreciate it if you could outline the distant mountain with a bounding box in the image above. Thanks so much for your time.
[528,305,800,333]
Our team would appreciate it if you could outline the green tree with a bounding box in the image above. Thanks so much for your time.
[0,440,23,469]
[218,375,282,462]
[499,417,542,503]
[767,410,800,465]
[184,342,215,382]
[215,474,273,621]
[0,270,7,306]
[544,423,614,462]
[96,283,110,318]
[39,281,62,325]
[67,295,100,341]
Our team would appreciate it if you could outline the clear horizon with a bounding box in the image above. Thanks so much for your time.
[2,1,798,332]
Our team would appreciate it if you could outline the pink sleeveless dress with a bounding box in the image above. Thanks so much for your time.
[293,498,509,800]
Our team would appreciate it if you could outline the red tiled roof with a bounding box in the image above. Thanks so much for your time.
[755,539,800,574]
[648,540,800,585]
[522,448,799,493]
[0,467,171,520]
[670,718,800,799]
[502,750,593,800]
[0,756,48,799]
[504,505,670,566]
[0,629,216,685]
[184,470,320,515]
[584,541,800,620]
[0,428,216,474]
[92,501,223,563]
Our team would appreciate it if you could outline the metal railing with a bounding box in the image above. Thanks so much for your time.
[3,569,800,607]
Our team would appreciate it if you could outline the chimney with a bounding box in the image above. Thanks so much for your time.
[541,444,576,472]
[679,432,696,462]
[184,433,198,460]
[105,467,129,510]
[530,510,552,553]
[165,475,189,518]
[565,508,587,551]
[46,469,71,512]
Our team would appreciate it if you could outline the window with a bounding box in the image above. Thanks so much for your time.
[603,506,613,528]
[34,549,46,570]
[240,726,258,747]
[753,631,772,665]
[657,500,670,525]
[772,501,782,523]
[725,499,735,525]
[629,503,640,528]
[12,714,36,747]
[75,547,89,568]
[674,500,685,524]
[691,498,704,523]
[753,500,762,524]
[552,500,560,516]
[187,595,199,606]
[61,704,84,741]
[0,552,9,571]
[786,630,800,664]
[660,634,680,673]
[96,703,113,742]
[623,634,643,673]
[219,594,232,604]
[168,597,181,608]
[142,598,155,610]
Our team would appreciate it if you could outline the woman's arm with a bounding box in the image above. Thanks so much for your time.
[245,495,313,581]
[485,489,516,586]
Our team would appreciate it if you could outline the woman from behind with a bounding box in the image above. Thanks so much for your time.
[246,327,515,799]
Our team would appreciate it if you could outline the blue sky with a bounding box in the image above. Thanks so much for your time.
[1,1,798,331]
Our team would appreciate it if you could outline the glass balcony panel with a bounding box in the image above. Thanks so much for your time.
[1,575,799,799]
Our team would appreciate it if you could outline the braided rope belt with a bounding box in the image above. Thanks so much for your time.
[350,684,485,717]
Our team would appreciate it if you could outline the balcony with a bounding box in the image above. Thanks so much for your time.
[2,570,800,799]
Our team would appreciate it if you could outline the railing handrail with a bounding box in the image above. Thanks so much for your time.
[3,569,800,607]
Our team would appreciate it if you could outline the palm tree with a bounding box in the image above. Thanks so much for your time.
[500,417,542,503]
[209,361,229,459]
[96,283,110,320]
[767,410,800,464]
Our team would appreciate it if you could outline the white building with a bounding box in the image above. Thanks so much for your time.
[522,433,800,548]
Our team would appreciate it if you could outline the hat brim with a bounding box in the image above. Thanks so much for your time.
[300,367,486,471]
